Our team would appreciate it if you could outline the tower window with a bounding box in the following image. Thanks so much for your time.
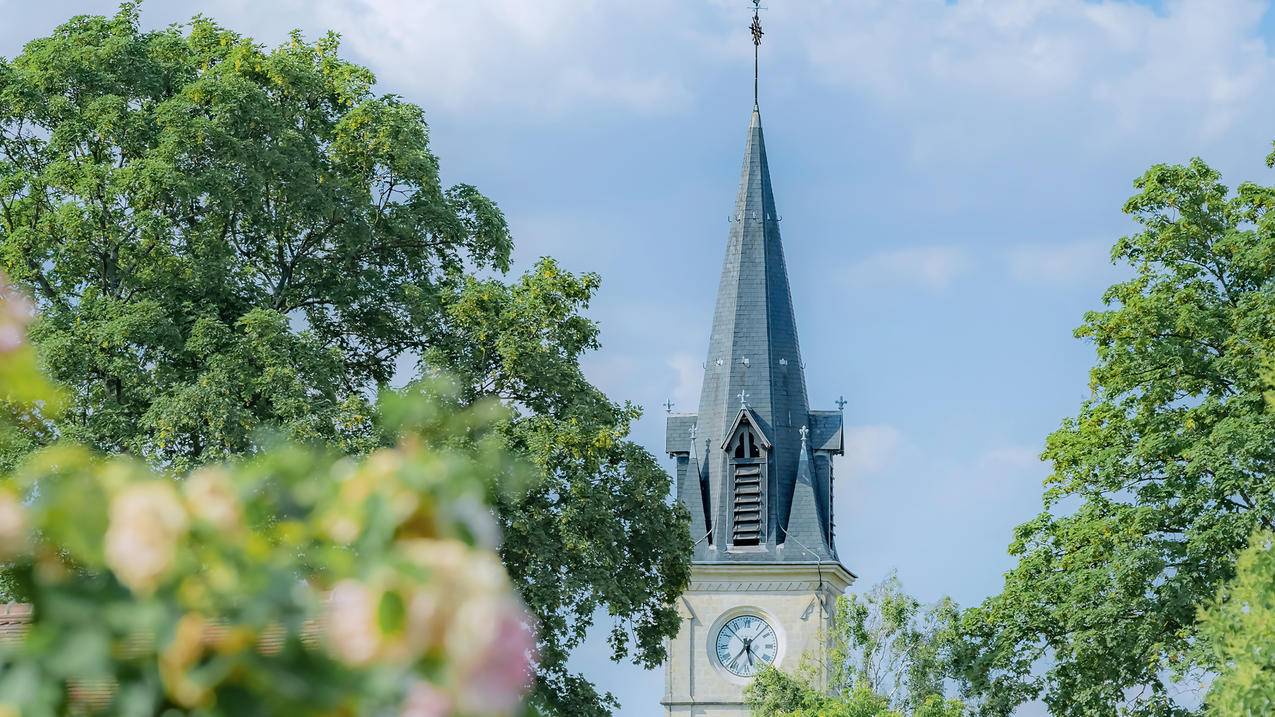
[732,429,761,459]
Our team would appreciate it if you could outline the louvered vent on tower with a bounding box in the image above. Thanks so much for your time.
[728,420,766,546]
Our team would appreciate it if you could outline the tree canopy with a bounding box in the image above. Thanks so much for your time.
[747,575,966,717]
[0,6,689,714]
[953,150,1275,715]
[1200,529,1275,715]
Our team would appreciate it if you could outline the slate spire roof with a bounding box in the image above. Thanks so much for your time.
[664,105,846,565]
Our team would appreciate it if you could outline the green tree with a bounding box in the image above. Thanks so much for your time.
[747,575,965,717]
[420,261,692,714]
[746,669,900,717]
[954,152,1275,715]
[0,6,690,714]
[829,573,961,714]
[1200,530,1275,715]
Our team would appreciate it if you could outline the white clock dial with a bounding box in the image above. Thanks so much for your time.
[714,614,778,677]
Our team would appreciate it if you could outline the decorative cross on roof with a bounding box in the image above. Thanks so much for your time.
[835,395,848,411]
[749,0,766,106]
[799,424,809,444]
[689,423,698,441]
[750,1,764,47]
[663,398,675,414]
[738,390,750,408]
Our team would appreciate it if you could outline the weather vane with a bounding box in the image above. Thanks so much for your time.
[750,0,766,107]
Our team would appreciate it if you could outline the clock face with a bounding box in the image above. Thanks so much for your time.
[714,614,778,677]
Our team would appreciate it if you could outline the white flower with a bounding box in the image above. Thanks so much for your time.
[325,576,446,666]
[104,482,188,594]
[182,467,240,532]
[326,580,380,666]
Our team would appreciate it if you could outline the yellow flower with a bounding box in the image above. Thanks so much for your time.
[105,482,189,595]
[160,612,210,707]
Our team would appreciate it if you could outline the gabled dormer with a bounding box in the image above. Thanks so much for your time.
[721,408,771,548]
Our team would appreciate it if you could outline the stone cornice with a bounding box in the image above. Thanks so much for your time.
[688,561,855,593]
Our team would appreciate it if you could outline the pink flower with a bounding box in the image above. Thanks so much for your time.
[401,680,453,717]
[454,599,538,716]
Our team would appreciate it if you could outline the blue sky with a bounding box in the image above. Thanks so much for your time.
[5,1,1275,714]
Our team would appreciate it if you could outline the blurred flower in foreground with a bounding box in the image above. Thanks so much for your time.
[402,680,453,717]
[326,539,539,714]
[0,489,26,559]
[455,596,538,715]
[182,467,241,532]
[105,481,189,595]
[0,277,537,716]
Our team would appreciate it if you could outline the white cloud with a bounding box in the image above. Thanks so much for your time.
[310,0,705,115]
[847,246,971,290]
[791,0,1275,158]
[841,424,903,476]
[1007,240,1112,285]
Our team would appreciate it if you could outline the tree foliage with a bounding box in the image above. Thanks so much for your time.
[0,6,690,714]
[1200,530,1275,716]
[829,573,961,715]
[0,4,509,467]
[421,261,692,714]
[955,150,1275,716]
[747,575,965,717]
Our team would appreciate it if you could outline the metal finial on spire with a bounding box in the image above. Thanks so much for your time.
[799,424,809,444]
[750,0,765,107]
[835,395,848,412]
[663,398,675,414]
[738,390,750,408]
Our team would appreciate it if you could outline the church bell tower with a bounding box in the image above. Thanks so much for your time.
[662,5,855,715]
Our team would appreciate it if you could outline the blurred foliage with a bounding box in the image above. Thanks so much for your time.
[0,5,690,714]
[0,274,538,716]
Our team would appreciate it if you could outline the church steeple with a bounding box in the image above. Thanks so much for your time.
[665,107,845,563]
[662,15,854,715]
